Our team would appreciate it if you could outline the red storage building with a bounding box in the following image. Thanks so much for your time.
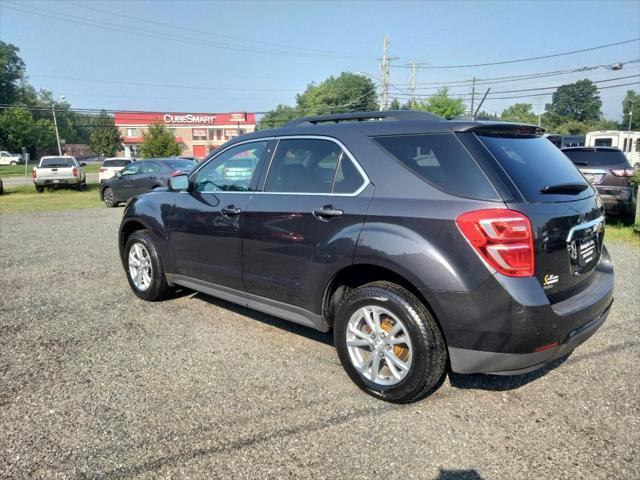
[114,111,256,159]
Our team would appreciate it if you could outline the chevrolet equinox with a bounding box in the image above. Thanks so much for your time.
[119,111,614,403]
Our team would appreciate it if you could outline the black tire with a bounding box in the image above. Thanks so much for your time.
[9,161,17,166]
[334,281,447,403]
[103,187,117,207]
[124,230,172,301]
[35,185,44,193]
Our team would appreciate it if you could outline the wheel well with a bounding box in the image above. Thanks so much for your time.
[323,264,430,328]
[120,220,147,252]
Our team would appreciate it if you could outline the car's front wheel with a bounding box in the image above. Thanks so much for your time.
[334,281,447,403]
[103,187,117,207]
[124,230,172,301]
[35,185,44,193]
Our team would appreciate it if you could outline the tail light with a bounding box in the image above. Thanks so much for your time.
[32,168,37,179]
[72,167,79,177]
[456,209,535,277]
[610,168,634,177]
[99,168,106,173]
[170,171,184,177]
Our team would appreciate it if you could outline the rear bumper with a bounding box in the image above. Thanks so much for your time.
[34,178,81,186]
[596,186,635,215]
[427,247,614,375]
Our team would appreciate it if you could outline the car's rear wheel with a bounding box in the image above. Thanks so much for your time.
[10,161,17,166]
[35,186,44,193]
[103,187,117,207]
[334,281,447,403]
[124,230,172,301]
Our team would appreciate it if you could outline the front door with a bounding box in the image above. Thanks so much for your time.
[167,140,271,289]
[243,137,372,313]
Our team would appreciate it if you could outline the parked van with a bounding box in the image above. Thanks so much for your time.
[586,131,640,169]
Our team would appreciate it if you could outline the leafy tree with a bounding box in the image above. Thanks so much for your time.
[412,87,466,119]
[259,104,299,129]
[621,90,640,130]
[0,107,56,152]
[545,79,602,126]
[389,98,401,110]
[0,41,26,104]
[476,111,499,120]
[139,123,180,158]
[553,121,591,135]
[89,110,123,157]
[500,103,537,124]
[296,72,378,115]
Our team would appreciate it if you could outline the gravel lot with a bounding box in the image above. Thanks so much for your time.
[1,208,638,479]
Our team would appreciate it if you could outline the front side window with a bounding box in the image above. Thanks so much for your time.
[264,138,364,194]
[194,141,267,192]
[373,133,498,200]
[121,163,141,176]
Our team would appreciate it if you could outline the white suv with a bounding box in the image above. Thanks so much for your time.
[99,158,132,183]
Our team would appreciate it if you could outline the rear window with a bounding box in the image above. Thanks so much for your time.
[373,133,499,200]
[103,159,131,167]
[165,159,198,171]
[40,157,74,167]
[477,134,591,202]
[562,149,630,167]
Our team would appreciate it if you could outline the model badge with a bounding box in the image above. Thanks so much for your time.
[543,274,559,288]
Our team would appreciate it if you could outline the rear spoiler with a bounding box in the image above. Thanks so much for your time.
[456,122,545,137]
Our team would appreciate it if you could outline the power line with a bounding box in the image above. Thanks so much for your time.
[389,38,640,69]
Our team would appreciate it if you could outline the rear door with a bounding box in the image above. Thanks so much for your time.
[473,131,605,298]
[242,137,372,313]
[115,161,143,201]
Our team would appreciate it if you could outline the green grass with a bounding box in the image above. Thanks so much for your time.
[604,220,640,246]
[0,163,100,176]
[0,183,103,214]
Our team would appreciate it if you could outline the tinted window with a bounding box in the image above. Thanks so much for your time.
[477,134,590,202]
[41,157,75,167]
[562,149,630,167]
[333,156,365,193]
[264,139,342,194]
[194,141,267,192]
[121,163,141,175]
[373,133,498,200]
[594,138,613,147]
[142,162,161,174]
[103,159,131,167]
[166,159,198,171]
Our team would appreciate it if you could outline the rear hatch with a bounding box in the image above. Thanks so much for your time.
[473,130,605,299]
[561,147,632,187]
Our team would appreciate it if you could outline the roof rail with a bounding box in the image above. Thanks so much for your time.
[282,110,441,127]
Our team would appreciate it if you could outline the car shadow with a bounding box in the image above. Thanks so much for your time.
[448,354,570,392]
[188,291,334,347]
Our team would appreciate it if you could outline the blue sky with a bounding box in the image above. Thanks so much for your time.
[1,0,639,120]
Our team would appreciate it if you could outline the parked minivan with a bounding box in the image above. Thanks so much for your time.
[118,111,614,403]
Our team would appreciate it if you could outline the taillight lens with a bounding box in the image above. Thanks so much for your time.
[170,171,183,177]
[456,209,535,277]
[72,167,79,177]
[32,168,37,178]
[610,168,634,177]
[99,168,106,173]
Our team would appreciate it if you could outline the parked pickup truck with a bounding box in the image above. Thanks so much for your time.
[0,151,23,165]
[33,156,87,192]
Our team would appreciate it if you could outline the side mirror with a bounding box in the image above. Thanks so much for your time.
[80,162,87,167]
[169,174,189,192]
[116,172,123,178]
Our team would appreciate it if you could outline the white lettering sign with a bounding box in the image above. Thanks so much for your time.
[163,114,217,124]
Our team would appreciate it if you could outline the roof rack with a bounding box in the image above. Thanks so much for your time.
[282,110,441,127]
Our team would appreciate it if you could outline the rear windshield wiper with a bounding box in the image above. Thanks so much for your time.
[539,183,589,195]
[571,161,588,166]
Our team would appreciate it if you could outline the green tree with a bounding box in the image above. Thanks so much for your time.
[545,79,602,126]
[296,72,378,115]
[389,98,401,110]
[139,123,180,158]
[0,107,56,152]
[621,90,640,130]
[412,87,466,119]
[259,104,299,129]
[476,111,499,120]
[0,41,26,104]
[89,110,124,157]
[501,103,537,124]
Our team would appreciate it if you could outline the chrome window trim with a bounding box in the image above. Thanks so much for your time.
[185,135,371,197]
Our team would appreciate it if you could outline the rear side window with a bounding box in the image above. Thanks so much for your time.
[477,134,591,202]
[264,138,365,194]
[562,149,630,167]
[373,133,498,200]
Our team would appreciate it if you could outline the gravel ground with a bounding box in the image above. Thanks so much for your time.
[0,208,638,479]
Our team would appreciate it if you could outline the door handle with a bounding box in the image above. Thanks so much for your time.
[313,205,344,221]
[221,205,242,216]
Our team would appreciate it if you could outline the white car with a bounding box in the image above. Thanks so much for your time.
[0,151,22,165]
[99,158,133,183]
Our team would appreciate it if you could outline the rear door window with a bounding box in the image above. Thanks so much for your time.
[477,134,592,202]
[372,133,499,200]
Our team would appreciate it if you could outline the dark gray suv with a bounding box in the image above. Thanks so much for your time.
[119,111,614,403]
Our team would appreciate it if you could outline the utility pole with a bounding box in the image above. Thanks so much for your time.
[629,101,634,131]
[52,103,62,156]
[406,61,427,108]
[378,35,398,111]
[470,77,477,117]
